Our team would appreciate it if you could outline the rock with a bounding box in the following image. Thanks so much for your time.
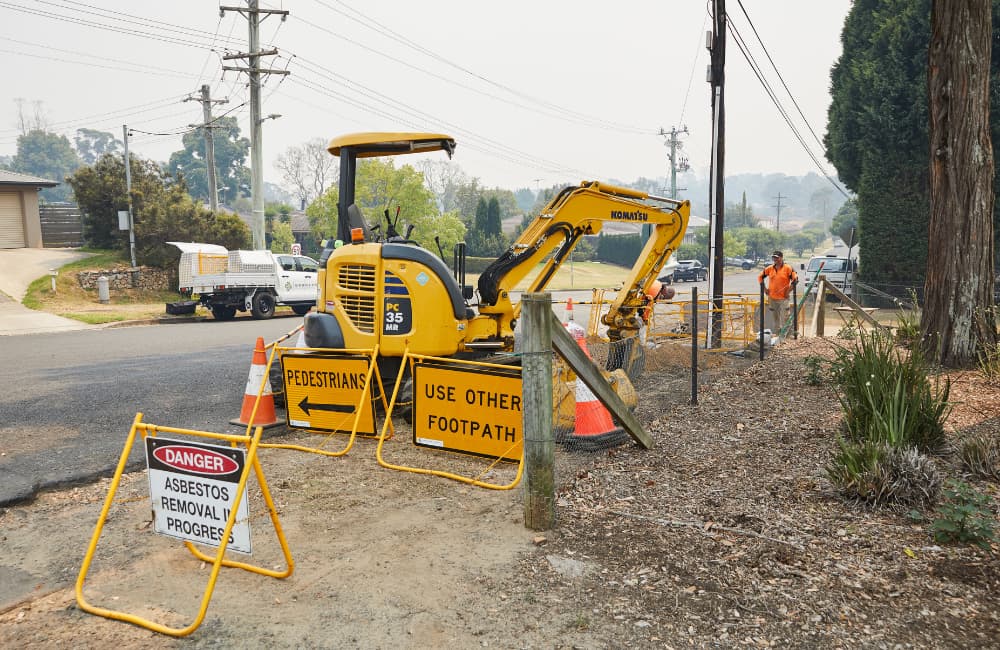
[546,554,592,578]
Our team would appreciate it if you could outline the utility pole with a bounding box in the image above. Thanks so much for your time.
[122,124,136,269]
[706,0,726,348]
[658,126,690,199]
[773,192,786,232]
[184,84,228,212]
[221,1,289,250]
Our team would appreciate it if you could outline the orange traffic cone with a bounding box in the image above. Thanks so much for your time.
[564,331,628,451]
[230,336,282,428]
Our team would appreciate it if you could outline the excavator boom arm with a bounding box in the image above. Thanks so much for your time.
[478,182,689,308]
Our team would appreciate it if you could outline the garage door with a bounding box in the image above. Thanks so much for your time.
[0,192,25,248]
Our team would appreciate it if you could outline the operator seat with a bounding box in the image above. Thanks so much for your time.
[346,203,373,241]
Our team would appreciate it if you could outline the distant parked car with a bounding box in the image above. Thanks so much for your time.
[725,257,756,270]
[674,259,707,282]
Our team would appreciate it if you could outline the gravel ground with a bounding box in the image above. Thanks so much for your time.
[2,335,998,648]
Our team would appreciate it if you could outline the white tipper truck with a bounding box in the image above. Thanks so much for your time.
[170,242,319,320]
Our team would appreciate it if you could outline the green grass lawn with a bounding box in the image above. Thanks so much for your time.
[24,248,187,324]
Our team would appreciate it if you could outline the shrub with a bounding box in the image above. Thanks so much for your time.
[803,355,826,386]
[932,479,996,550]
[827,441,942,508]
[893,289,921,347]
[977,342,1000,385]
[831,330,950,453]
[960,435,1000,481]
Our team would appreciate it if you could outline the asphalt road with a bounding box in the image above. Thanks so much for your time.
[0,316,303,506]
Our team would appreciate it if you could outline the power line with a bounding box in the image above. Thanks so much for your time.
[0,39,193,78]
[287,58,596,179]
[733,0,825,151]
[314,0,653,135]
[291,7,651,136]
[726,17,849,199]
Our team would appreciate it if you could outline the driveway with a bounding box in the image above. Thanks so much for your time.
[0,248,95,336]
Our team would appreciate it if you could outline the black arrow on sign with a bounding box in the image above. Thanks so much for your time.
[298,396,355,416]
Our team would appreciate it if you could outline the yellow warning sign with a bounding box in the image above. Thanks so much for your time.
[413,361,522,462]
[282,353,376,435]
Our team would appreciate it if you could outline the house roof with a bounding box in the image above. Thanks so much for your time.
[0,170,59,187]
[289,210,309,232]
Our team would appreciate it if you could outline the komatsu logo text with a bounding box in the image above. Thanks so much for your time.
[610,210,649,222]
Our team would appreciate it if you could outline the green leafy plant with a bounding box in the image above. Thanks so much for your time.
[803,355,826,386]
[837,319,859,341]
[830,330,950,453]
[932,479,996,550]
[827,441,941,508]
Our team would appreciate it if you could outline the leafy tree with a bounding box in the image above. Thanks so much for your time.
[10,130,82,202]
[825,0,933,284]
[265,202,294,221]
[269,221,296,254]
[675,243,707,263]
[595,233,643,266]
[74,128,121,165]
[733,226,786,261]
[305,158,465,255]
[725,192,757,228]
[66,153,166,248]
[486,196,502,237]
[67,153,248,266]
[725,231,748,258]
[788,232,817,257]
[808,187,837,223]
[166,116,250,205]
[135,186,248,267]
[514,187,535,212]
[474,197,488,233]
[831,199,859,245]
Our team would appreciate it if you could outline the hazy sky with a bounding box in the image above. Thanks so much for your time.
[1,1,852,193]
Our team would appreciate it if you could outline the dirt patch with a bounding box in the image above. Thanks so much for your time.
[2,337,999,648]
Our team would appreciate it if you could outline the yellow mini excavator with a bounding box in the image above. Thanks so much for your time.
[302,132,690,367]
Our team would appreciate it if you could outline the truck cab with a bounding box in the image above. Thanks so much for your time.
[801,255,857,296]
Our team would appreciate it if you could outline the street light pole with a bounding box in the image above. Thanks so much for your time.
[122,124,137,268]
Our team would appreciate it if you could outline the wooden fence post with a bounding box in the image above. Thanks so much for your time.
[521,292,556,530]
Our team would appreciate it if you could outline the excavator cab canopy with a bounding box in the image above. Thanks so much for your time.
[326,132,456,158]
[327,132,457,244]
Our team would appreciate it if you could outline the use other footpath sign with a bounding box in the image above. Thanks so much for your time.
[145,437,252,555]
[413,361,523,462]
[282,353,376,435]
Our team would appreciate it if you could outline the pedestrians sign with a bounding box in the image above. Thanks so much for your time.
[282,352,376,435]
[413,360,522,462]
[145,436,252,554]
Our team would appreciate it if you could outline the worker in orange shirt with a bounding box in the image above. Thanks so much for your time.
[638,278,675,346]
[642,278,676,323]
[758,250,798,336]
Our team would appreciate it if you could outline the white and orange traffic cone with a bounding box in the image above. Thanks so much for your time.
[230,336,282,428]
[563,329,628,451]
[564,297,586,339]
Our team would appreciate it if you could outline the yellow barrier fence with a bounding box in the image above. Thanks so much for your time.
[376,350,524,490]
